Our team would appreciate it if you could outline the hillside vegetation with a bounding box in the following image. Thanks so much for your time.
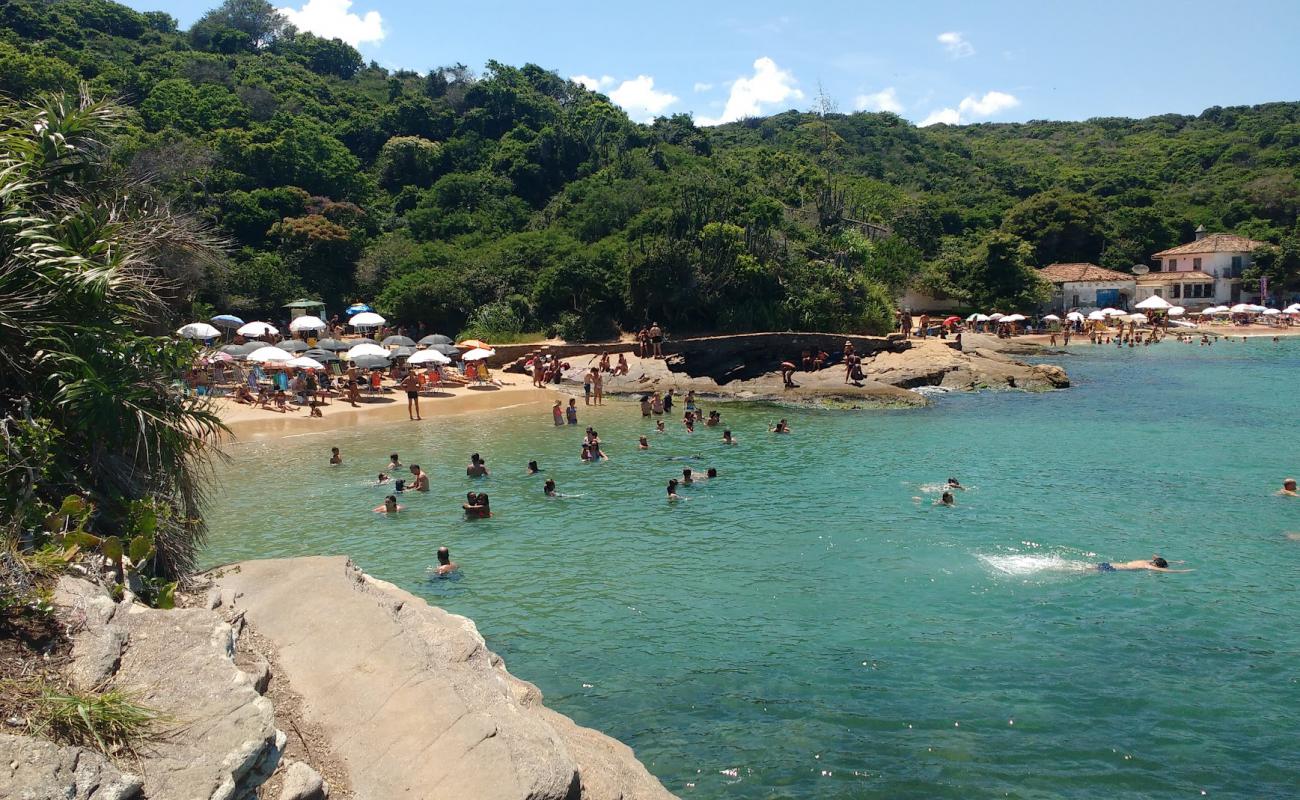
[4,0,1299,337]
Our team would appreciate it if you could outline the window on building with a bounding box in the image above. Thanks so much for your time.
[1154,288,1163,298]
[1169,259,1177,270]
[1193,257,1202,270]
[1230,255,1243,277]
[1071,294,1079,307]
[1171,284,1181,299]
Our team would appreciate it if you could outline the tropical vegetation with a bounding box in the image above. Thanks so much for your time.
[3,0,1299,341]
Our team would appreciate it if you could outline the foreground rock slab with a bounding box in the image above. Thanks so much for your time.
[212,556,676,800]
[53,578,284,800]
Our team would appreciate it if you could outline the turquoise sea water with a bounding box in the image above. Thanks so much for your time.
[204,339,1300,799]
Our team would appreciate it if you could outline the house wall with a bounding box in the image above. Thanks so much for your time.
[898,288,963,313]
[1049,280,1136,311]
[1153,251,1261,305]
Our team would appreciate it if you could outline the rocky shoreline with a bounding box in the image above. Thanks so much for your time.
[7,558,674,800]
[547,333,1068,407]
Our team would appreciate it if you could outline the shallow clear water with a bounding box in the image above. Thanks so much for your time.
[205,339,1300,799]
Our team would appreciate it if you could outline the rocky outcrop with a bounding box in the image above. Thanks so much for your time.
[52,578,284,800]
[866,344,1070,391]
[211,556,676,800]
[0,732,142,800]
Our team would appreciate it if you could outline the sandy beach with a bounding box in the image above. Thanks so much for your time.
[215,375,561,440]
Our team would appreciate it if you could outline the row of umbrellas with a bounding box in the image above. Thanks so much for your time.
[178,312,392,341]
[208,340,496,370]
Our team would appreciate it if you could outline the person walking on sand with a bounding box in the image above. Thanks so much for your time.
[583,367,594,405]
[649,322,664,358]
[593,368,604,405]
[401,371,421,420]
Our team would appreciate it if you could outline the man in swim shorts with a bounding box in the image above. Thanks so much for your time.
[1096,557,1190,572]
[401,371,421,420]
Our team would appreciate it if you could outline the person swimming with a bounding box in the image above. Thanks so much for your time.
[707,467,717,478]
[947,477,965,491]
[1280,478,1297,497]
[1096,556,1192,573]
[938,492,955,506]
[463,492,491,518]
[544,478,557,497]
[655,419,666,433]
[373,494,402,514]
[467,453,489,477]
[377,472,389,484]
[722,429,736,444]
[387,453,402,469]
[638,436,650,450]
[433,546,458,576]
[682,468,694,485]
[409,464,429,492]
[770,419,790,433]
[330,447,342,465]
[527,460,540,475]
[666,478,682,501]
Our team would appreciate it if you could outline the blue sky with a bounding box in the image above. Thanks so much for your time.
[128,0,1300,126]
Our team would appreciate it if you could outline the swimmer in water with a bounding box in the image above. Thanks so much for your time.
[409,464,430,492]
[1095,556,1192,573]
[638,436,650,450]
[527,460,540,475]
[937,491,955,506]
[769,419,790,433]
[722,429,736,444]
[707,467,717,479]
[463,492,491,518]
[655,420,666,433]
[387,453,402,469]
[544,478,557,497]
[377,472,389,484]
[330,447,342,465]
[666,478,682,501]
[373,494,403,514]
[947,477,965,491]
[466,452,489,477]
[433,546,458,575]
[681,468,694,485]
[1280,478,1298,497]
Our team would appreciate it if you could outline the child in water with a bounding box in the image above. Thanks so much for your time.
[552,401,564,426]
[374,495,403,514]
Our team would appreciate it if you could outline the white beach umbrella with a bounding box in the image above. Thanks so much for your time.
[286,356,325,370]
[1087,311,1107,321]
[289,315,327,332]
[1126,313,1148,323]
[245,346,293,363]
[1066,311,1085,321]
[1134,295,1172,310]
[1262,308,1281,315]
[349,311,386,328]
[407,349,451,365]
[1042,314,1060,321]
[1283,303,1300,314]
[1209,307,1231,315]
[1229,303,1253,314]
[971,314,990,322]
[965,313,981,322]
[237,321,278,338]
[1168,306,1185,316]
[1001,314,1026,322]
[346,343,388,359]
[177,322,220,339]
[461,347,495,361]
[1102,308,1127,317]
[987,312,1004,320]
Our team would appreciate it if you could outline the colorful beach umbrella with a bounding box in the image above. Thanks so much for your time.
[210,314,244,329]
[457,339,492,350]
[345,303,373,316]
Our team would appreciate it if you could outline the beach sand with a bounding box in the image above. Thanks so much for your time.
[215,374,560,441]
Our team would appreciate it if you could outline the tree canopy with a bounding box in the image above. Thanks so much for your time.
[3,0,1298,339]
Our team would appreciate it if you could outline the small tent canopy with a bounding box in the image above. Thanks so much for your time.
[284,298,326,320]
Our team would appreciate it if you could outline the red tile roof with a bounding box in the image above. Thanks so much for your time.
[1037,263,1133,283]
[1153,233,1270,257]
[1136,271,1214,283]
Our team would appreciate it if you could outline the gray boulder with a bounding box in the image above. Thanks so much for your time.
[0,732,142,800]
[278,761,328,800]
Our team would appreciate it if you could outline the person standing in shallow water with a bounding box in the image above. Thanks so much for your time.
[566,398,578,425]
[330,447,342,465]
[434,546,457,575]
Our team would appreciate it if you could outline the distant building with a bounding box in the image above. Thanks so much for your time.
[1139,227,1268,308]
[897,286,963,313]
[1037,263,1136,311]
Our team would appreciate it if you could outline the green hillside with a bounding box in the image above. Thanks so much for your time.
[4,0,1298,336]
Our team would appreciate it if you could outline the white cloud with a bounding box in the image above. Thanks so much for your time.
[693,82,714,93]
[695,56,803,126]
[855,87,903,114]
[937,31,974,59]
[278,0,384,46]
[607,76,679,122]
[919,90,1019,126]
[572,74,616,91]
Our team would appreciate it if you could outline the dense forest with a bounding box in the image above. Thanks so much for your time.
[4,0,1299,338]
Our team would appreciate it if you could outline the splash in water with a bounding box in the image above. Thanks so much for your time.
[977,553,1093,576]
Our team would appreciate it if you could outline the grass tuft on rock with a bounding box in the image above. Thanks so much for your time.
[29,684,162,755]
